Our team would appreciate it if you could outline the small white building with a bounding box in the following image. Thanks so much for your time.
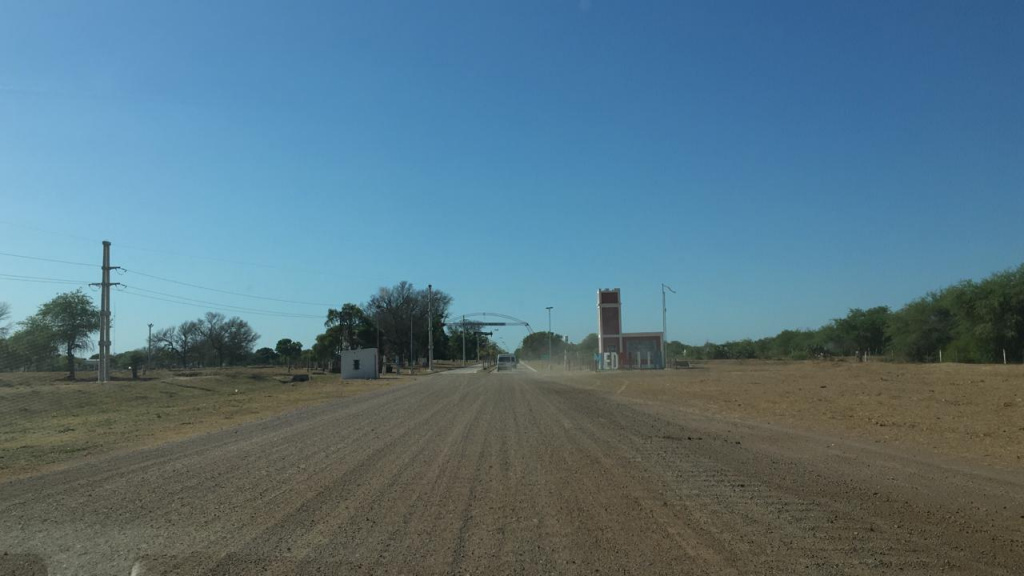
[340,348,378,380]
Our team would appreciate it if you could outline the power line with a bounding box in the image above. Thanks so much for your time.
[120,287,323,319]
[121,268,333,307]
[0,220,326,275]
[0,250,334,309]
[122,285,324,318]
[0,251,97,268]
[0,273,92,285]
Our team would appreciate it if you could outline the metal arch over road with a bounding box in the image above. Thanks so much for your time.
[445,312,534,334]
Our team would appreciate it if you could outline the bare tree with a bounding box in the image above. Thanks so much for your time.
[0,301,11,339]
[223,316,259,365]
[200,312,228,367]
[364,282,452,365]
[154,320,203,368]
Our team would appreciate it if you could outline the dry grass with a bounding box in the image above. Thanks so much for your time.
[561,360,1024,470]
[0,368,406,481]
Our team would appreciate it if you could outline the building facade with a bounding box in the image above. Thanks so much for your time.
[340,348,379,380]
[597,288,664,369]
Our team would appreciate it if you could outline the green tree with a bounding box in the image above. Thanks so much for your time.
[324,304,376,350]
[517,331,566,360]
[3,314,58,370]
[37,289,100,379]
[926,268,1024,363]
[577,333,600,357]
[253,346,278,365]
[832,307,891,355]
[275,338,303,372]
[886,294,953,361]
[445,321,485,363]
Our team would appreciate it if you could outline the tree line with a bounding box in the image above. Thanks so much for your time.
[0,281,464,378]
[149,311,261,369]
[0,290,100,378]
[304,281,541,369]
[0,289,265,376]
[671,263,1024,363]
[309,281,480,369]
[8,264,1017,375]
[515,332,600,363]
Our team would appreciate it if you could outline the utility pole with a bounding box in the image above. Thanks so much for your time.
[546,306,554,370]
[427,284,433,372]
[90,241,121,383]
[461,314,466,366]
[147,323,153,374]
[661,284,676,369]
[409,314,414,374]
[376,310,381,375]
[475,331,492,365]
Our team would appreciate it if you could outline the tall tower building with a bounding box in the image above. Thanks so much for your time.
[597,288,623,354]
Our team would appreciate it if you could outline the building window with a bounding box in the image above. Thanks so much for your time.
[353,359,360,370]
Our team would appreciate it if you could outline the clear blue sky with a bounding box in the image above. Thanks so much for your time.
[2,0,1022,353]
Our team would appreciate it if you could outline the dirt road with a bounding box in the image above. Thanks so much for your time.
[1,369,1022,575]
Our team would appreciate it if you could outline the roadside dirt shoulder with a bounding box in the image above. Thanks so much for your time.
[556,360,1024,470]
[0,368,408,481]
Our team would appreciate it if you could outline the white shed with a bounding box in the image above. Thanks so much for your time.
[340,348,378,380]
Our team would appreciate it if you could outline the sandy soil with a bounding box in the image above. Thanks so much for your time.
[1,368,1021,575]
[0,368,408,481]
[560,360,1024,470]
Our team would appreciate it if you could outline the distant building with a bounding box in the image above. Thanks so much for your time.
[341,348,379,380]
[597,288,663,369]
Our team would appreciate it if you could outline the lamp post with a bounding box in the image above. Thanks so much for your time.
[427,284,433,372]
[546,306,554,370]
[661,284,676,369]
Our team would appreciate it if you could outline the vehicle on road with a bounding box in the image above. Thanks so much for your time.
[496,354,517,371]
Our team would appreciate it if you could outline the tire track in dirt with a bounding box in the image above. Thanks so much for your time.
[1,370,1022,575]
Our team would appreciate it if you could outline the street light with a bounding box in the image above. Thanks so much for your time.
[546,306,554,369]
[662,284,676,369]
[427,284,433,372]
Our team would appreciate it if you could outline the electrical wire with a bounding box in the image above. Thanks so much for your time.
[123,285,323,317]
[0,251,97,268]
[120,287,323,319]
[121,268,334,307]
[0,273,93,285]
[0,249,333,316]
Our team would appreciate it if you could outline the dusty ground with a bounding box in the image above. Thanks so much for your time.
[0,367,409,481]
[559,360,1024,470]
[0,366,1022,575]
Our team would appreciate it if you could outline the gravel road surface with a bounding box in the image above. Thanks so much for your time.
[1,369,1022,575]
